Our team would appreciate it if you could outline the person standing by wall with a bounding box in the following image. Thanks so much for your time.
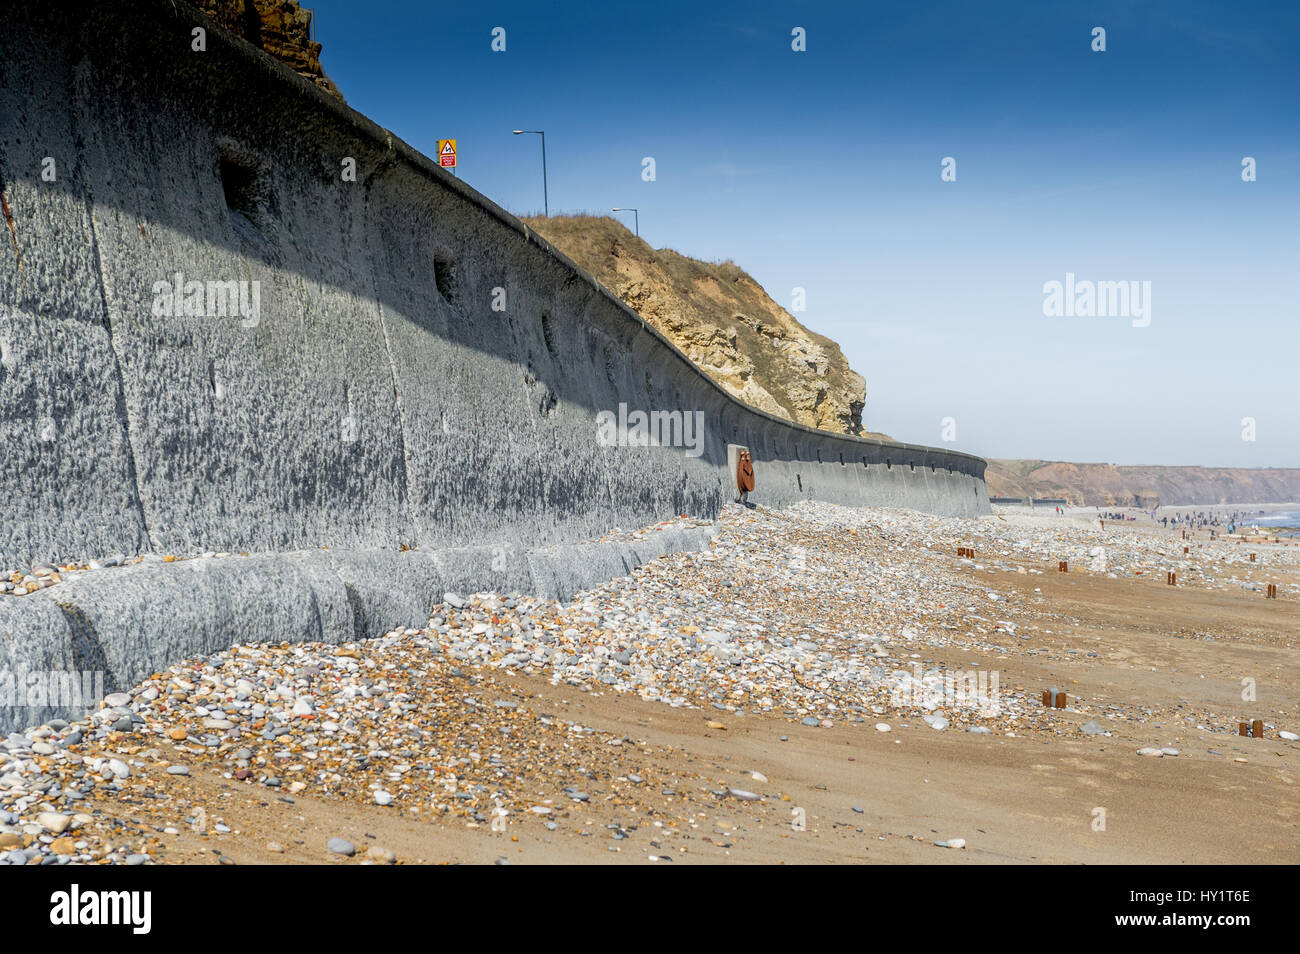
[737,449,755,505]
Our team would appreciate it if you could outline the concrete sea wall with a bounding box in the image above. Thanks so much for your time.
[0,0,988,729]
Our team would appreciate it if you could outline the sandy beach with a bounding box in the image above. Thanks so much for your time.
[4,500,1297,866]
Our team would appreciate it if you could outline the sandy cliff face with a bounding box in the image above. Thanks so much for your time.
[525,216,867,435]
[196,0,343,100]
[985,460,1300,507]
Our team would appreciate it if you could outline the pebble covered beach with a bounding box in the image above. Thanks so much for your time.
[4,501,1299,865]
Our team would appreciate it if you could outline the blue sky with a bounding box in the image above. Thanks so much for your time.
[307,0,1298,466]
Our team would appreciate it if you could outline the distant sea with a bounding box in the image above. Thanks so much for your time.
[1239,509,1300,538]
[1246,510,1300,528]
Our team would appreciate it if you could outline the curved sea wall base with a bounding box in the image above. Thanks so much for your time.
[0,525,715,733]
[0,1,988,730]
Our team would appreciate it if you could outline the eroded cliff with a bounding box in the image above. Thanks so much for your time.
[525,215,867,435]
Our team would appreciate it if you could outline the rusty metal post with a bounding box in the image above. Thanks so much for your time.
[1042,690,1052,707]
[1249,553,1256,562]
[1167,572,1176,586]
[1252,720,1264,738]
[1239,722,1250,736]
[1059,560,1068,573]
[1054,691,1066,708]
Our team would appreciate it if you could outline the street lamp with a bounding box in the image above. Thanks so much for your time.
[512,129,547,216]
[611,207,639,236]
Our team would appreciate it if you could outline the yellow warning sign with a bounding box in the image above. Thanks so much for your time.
[437,139,457,168]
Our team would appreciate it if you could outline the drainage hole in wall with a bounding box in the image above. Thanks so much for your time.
[604,342,619,384]
[434,253,457,302]
[541,311,557,356]
[219,151,267,225]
